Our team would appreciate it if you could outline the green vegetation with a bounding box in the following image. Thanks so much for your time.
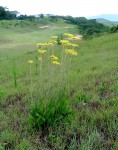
[111,25,118,33]
[0,20,118,149]
[0,6,18,20]
[96,19,118,27]
[60,16,111,38]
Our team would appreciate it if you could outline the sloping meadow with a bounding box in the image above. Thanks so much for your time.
[0,29,118,149]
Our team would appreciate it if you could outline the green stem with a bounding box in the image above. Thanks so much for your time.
[30,64,32,97]
[12,60,17,88]
[35,57,38,75]
[39,57,43,97]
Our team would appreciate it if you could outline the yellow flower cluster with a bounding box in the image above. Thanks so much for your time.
[60,40,70,46]
[64,33,74,38]
[50,36,58,40]
[50,55,60,65]
[28,60,33,64]
[65,49,77,56]
[64,33,81,41]
[38,49,47,54]
[50,40,57,44]
[47,42,54,46]
[60,40,78,48]
[52,61,60,65]
[67,43,78,48]
[31,32,79,67]
[50,55,58,61]
[37,42,53,48]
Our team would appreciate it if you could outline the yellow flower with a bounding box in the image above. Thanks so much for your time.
[52,61,61,65]
[50,55,58,61]
[50,36,58,40]
[47,42,54,46]
[60,40,78,47]
[37,42,53,48]
[44,43,50,47]
[60,40,70,46]
[50,40,57,44]
[64,33,74,38]
[65,49,78,56]
[68,43,78,47]
[38,49,47,54]
[28,60,33,64]
[37,43,45,47]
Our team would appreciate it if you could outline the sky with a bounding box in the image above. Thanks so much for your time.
[0,0,118,17]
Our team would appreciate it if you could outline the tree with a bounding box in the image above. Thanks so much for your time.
[0,6,19,20]
[40,14,44,19]
[0,6,6,20]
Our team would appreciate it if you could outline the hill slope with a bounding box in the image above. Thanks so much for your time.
[0,21,118,149]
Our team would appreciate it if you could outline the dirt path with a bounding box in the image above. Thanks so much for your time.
[39,25,50,28]
[75,34,83,39]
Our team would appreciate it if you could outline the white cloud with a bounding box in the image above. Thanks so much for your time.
[0,0,118,17]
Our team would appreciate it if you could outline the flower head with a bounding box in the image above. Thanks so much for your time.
[50,40,57,44]
[50,36,58,40]
[64,33,74,38]
[68,43,78,48]
[44,42,53,47]
[37,43,45,47]
[50,55,58,61]
[47,42,54,46]
[38,49,47,54]
[60,40,70,46]
[28,60,33,64]
[51,61,61,65]
[65,49,78,56]
[37,42,53,48]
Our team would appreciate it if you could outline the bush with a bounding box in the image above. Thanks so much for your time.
[29,96,73,130]
[111,25,118,33]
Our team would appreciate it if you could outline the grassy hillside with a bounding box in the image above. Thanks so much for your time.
[0,20,78,59]
[0,21,118,149]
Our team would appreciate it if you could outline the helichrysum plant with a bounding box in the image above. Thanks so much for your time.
[28,60,33,97]
[28,33,80,129]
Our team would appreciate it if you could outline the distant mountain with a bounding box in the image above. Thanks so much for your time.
[96,18,110,22]
[88,14,118,22]
[95,18,118,27]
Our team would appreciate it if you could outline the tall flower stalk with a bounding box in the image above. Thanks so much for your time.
[28,60,33,98]
[28,33,80,100]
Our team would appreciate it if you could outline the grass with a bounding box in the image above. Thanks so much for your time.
[0,20,118,149]
[0,20,78,60]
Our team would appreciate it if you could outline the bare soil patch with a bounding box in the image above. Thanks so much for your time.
[64,26,74,28]
[39,25,50,28]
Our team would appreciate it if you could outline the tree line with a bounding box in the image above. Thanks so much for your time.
[0,6,36,20]
[58,16,114,38]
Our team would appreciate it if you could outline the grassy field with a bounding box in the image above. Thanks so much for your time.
[0,20,118,150]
